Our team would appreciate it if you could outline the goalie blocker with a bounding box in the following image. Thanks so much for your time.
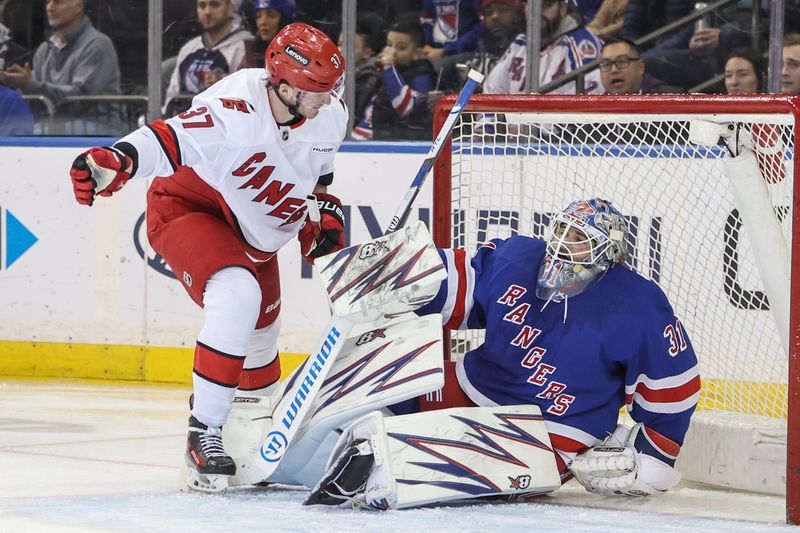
[305,406,561,509]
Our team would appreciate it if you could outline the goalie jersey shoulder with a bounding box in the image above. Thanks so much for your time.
[419,235,699,447]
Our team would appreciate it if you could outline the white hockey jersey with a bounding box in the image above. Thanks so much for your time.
[164,28,252,111]
[484,30,603,95]
[119,68,348,257]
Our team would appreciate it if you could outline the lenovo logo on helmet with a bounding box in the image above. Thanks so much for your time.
[284,45,309,66]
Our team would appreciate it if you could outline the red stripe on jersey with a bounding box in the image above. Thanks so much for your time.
[239,357,281,391]
[554,451,568,476]
[444,248,468,329]
[148,120,181,170]
[644,426,681,458]
[193,342,245,388]
[548,432,590,454]
[289,117,307,129]
[394,87,413,116]
[629,375,701,404]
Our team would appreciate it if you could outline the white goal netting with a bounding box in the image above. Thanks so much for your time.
[439,104,794,421]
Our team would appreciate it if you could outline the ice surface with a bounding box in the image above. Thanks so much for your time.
[0,381,794,533]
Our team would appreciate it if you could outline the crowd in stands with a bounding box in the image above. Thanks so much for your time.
[2,0,800,139]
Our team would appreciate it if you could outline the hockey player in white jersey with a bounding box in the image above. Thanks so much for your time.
[68,22,348,493]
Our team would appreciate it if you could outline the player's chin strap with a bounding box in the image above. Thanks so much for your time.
[270,82,301,118]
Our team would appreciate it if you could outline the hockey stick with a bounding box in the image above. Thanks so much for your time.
[385,68,485,234]
[233,71,484,486]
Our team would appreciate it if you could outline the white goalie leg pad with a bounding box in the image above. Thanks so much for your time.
[569,423,682,497]
[224,313,444,488]
[318,405,561,509]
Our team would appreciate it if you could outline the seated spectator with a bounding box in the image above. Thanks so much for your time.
[623,0,753,91]
[456,0,525,87]
[782,33,800,94]
[164,0,252,115]
[599,38,682,94]
[352,18,434,141]
[420,0,484,64]
[484,0,602,95]
[339,13,384,137]
[585,0,628,40]
[620,0,692,51]
[569,0,605,23]
[0,22,32,71]
[541,0,580,48]
[724,47,765,94]
[239,0,295,69]
[0,83,34,135]
[0,0,120,105]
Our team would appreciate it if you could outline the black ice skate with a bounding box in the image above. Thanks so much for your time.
[183,415,236,494]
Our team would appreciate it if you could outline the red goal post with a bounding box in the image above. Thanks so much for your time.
[432,94,799,524]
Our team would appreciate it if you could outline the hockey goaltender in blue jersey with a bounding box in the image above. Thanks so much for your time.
[415,235,701,474]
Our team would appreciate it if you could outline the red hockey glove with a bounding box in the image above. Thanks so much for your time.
[70,146,133,206]
[298,193,345,263]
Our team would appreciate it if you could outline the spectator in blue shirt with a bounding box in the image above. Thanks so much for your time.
[0,84,34,135]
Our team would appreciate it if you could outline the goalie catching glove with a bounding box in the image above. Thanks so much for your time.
[298,193,345,263]
[569,423,682,497]
[70,145,135,206]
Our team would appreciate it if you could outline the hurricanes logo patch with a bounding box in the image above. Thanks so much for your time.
[285,45,309,65]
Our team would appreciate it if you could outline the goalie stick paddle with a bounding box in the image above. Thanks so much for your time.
[385,68,485,235]
[237,70,484,485]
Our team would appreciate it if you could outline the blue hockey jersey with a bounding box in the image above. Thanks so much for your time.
[416,236,700,469]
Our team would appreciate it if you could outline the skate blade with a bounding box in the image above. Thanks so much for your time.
[179,461,230,494]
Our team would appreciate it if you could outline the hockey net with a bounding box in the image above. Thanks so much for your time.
[432,94,798,509]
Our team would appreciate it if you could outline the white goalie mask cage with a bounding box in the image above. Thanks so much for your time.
[536,198,628,302]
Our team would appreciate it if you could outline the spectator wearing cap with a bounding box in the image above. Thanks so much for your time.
[164,0,252,115]
[438,0,525,93]
[239,0,296,69]
[0,0,120,105]
[483,0,598,95]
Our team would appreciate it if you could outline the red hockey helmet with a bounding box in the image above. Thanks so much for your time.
[265,23,344,95]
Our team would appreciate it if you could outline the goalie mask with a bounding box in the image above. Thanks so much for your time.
[536,198,628,303]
